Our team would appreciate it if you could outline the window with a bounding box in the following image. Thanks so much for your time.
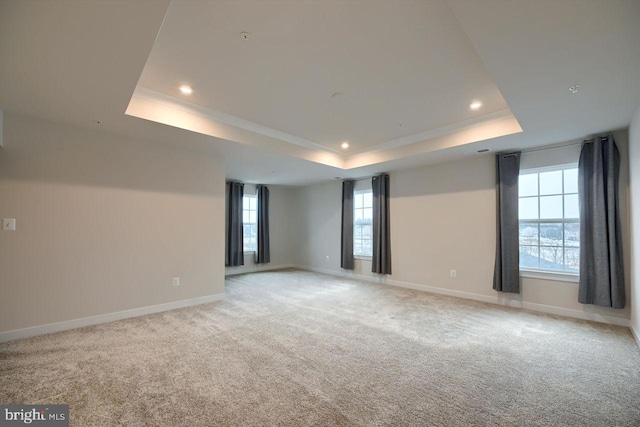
[519,165,579,273]
[243,194,257,252]
[354,190,373,257]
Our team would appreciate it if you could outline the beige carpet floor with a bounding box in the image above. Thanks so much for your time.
[1,269,639,426]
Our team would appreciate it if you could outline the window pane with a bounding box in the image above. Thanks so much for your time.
[564,223,580,247]
[363,207,373,221]
[519,222,539,246]
[564,248,579,272]
[564,194,579,219]
[249,196,256,210]
[520,246,539,269]
[355,194,363,209]
[539,246,564,270]
[519,166,579,274]
[540,195,562,219]
[243,211,249,223]
[519,174,538,197]
[354,190,373,256]
[362,239,372,256]
[540,223,563,246]
[242,196,249,209]
[564,168,578,193]
[539,170,563,195]
[251,224,257,237]
[363,192,372,208]
[362,225,372,239]
[519,197,538,220]
[249,211,257,224]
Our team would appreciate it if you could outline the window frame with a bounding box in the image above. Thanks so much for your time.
[518,163,580,281]
[353,188,373,259]
[242,193,257,253]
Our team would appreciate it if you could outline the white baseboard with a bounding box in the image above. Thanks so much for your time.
[631,323,640,348]
[225,263,294,276]
[293,265,630,327]
[0,293,225,343]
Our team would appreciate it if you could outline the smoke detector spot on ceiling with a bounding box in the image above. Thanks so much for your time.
[240,32,251,41]
[569,84,581,94]
[332,92,346,100]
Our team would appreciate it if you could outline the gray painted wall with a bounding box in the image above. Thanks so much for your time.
[225,184,295,275]
[292,130,631,324]
[0,114,226,333]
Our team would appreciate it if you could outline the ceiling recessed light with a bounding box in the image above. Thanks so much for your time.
[179,85,193,95]
[240,32,251,40]
[569,84,581,94]
[341,142,349,149]
[470,101,482,110]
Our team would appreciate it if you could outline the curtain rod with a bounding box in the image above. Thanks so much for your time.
[344,174,388,182]
[516,133,614,155]
[501,138,600,158]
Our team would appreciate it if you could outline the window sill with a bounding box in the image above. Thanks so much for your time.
[520,269,578,283]
[354,255,372,261]
[244,251,255,255]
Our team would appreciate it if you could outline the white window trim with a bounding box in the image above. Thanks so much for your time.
[354,255,372,261]
[520,269,578,283]
[520,163,578,175]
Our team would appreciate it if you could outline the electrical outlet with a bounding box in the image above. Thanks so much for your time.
[172,277,180,287]
[3,218,16,231]
[450,270,457,278]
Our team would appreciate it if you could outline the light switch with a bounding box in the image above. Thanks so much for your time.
[3,218,16,231]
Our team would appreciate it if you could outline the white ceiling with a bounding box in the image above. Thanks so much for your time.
[1,0,639,186]
[137,0,511,154]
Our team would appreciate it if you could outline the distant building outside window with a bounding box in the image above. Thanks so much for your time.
[243,194,257,252]
[354,189,373,257]
[518,165,579,273]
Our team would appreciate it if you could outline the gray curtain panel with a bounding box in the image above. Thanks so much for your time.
[578,135,625,308]
[372,174,391,275]
[256,185,270,264]
[225,181,244,267]
[493,152,521,293]
[341,180,355,270]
